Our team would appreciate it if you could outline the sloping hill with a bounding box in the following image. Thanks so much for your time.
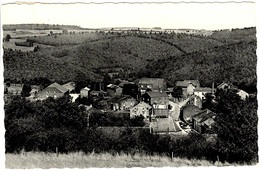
[146,41,257,87]
[3,36,183,82]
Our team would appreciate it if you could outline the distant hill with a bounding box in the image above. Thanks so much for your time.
[3,24,84,31]
[3,27,256,90]
[3,36,183,82]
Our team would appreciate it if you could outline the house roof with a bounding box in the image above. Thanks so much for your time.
[118,80,134,88]
[69,93,80,102]
[194,87,212,92]
[81,86,90,91]
[48,82,68,93]
[236,89,249,100]
[151,117,183,133]
[146,91,168,98]
[175,80,200,88]
[62,82,75,91]
[107,84,120,90]
[131,101,152,110]
[138,78,165,87]
[193,109,216,124]
[217,82,229,89]
[110,95,135,103]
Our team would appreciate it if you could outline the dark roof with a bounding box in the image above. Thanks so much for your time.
[193,109,216,124]
[48,82,68,93]
[175,80,200,88]
[146,91,168,98]
[110,95,134,103]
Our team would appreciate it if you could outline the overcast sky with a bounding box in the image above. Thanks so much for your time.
[1,0,256,30]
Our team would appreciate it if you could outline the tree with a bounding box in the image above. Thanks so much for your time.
[122,84,138,98]
[21,84,32,97]
[172,86,183,99]
[213,90,258,163]
[5,34,11,41]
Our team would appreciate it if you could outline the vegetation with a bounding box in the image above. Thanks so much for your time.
[212,90,258,163]
[6,152,238,168]
[146,40,257,89]
[3,24,84,31]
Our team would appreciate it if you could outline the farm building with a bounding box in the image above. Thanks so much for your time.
[181,104,203,124]
[130,102,152,119]
[175,80,200,98]
[142,91,169,118]
[35,82,69,100]
[192,109,216,134]
[142,91,169,106]
[109,95,137,111]
[138,78,167,95]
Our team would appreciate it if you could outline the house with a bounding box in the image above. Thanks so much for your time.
[175,80,200,88]
[142,91,169,118]
[30,85,40,97]
[236,89,249,100]
[118,80,134,88]
[80,87,90,98]
[138,78,167,95]
[175,80,200,98]
[181,104,203,123]
[194,87,212,100]
[4,83,23,95]
[110,95,138,111]
[69,94,80,103]
[36,82,69,100]
[192,109,216,134]
[107,84,122,96]
[130,101,152,119]
[142,91,169,106]
[150,117,186,135]
[62,82,76,93]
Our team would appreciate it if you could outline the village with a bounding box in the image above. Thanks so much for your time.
[4,69,250,135]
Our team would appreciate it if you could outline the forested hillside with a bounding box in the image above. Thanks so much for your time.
[146,41,257,90]
[3,27,257,90]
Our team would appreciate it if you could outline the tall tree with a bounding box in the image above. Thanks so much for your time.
[213,90,258,163]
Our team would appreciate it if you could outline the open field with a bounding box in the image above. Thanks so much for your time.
[3,30,63,38]
[5,152,238,168]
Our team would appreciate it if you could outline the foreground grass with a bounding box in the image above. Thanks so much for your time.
[6,152,236,168]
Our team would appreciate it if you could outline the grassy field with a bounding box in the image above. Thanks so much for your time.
[5,152,236,168]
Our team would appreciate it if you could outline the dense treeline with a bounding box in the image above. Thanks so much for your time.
[3,24,83,31]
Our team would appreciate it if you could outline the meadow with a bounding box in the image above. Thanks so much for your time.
[5,152,235,168]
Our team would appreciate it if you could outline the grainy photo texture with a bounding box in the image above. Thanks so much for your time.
[1,0,258,168]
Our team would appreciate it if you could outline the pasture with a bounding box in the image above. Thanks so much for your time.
[3,30,63,38]
[5,152,235,168]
